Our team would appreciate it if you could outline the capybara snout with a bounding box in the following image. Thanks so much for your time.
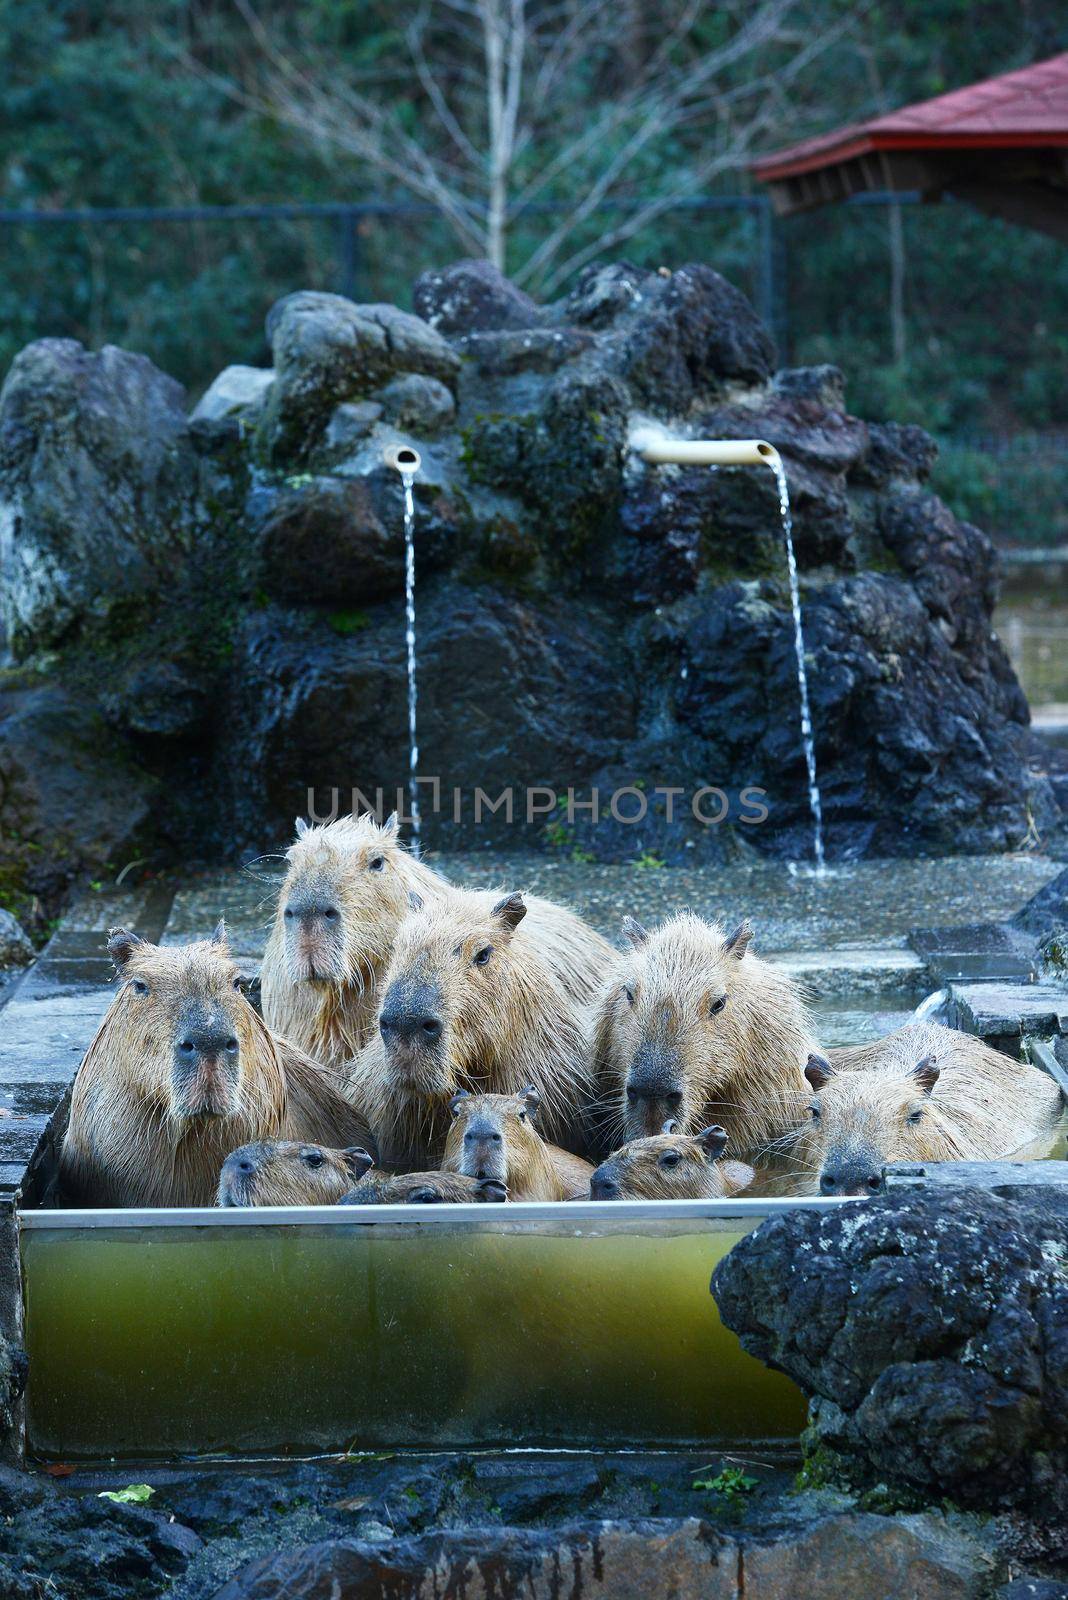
[378,973,445,1057]
[219,1140,375,1206]
[172,1000,241,1119]
[624,1039,686,1139]
[590,1121,753,1201]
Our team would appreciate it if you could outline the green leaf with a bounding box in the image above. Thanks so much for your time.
[98,1483,155,1505]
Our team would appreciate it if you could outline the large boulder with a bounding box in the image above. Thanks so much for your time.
[712,1187,1068,1526]
[0,341,196,658]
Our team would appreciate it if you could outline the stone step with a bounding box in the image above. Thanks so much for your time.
[769,946,927,1001]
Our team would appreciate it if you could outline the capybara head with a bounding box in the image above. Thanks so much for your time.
[590,1122,754,1200]
[798,1051,942,1195]
[444,1087,542,1183]
[608,913,761,1140]
[218,1140,375,1206]
[376,888,529,1098]
[277,813,413,987]
[340,1170,509,1205]
[107,922,264,1122]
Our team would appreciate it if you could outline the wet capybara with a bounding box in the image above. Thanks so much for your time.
[589,1122,755,1200]
[350,887,605,1170]
[591,913,817,1155]
[340,1170,508,1205]
[261,813,613,1068]
[59,923,377,1208]
[791,1020,1065,1195]
[218,1140,375,1206]
[443,1088,595,1201]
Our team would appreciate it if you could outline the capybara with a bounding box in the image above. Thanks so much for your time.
[59,923,377,1208]
[589,1122,755,1200]
[218,1139,375,1206]
[351,886,603,1170]
[443,1088,595,1201]
[792,1021,1065,1194]
[340,1170,508,1205]
[591,912,817,1155]
[261,812,613,1068]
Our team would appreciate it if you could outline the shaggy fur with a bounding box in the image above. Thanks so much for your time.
[350,886,603,1170]
[59,926,376,1208]
[590,1122,755,1199]
[261,813,613,1067]
[590,912,817,1155]
[217,1139,374,1206]
[788,1020,1066,1188]
[340,1170,508,1205]
[443,1088,595,1201]
[261,814,447,1067]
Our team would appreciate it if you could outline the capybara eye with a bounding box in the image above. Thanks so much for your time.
[132,979,149,997]
[660,1151,681,1168]
[623,985,636,1006]
[709,996,727,1016]
[284,908,295,920]
[368,856,385,872]
[518,1109,526,1121]
[301,1149,325,1168]
[907,1109,925,1124]
[232,976,242,992]
[809,1103,821,1120]
[473,945,493,967]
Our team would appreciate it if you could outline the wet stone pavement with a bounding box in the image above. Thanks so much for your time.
[0,851,1061,1201]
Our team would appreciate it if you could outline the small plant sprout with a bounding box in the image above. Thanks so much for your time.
[691,1465,758,1500]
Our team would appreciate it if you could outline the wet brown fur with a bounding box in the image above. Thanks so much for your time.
[443,1090,595,1200]
[591,912,817,1154]
[217,1139,374,1206]
[788,1020,1065,1182]
[341,1169,507,1204]
[350,886,605,1170]
[262,814,612,1068]
[59,929,376,1208]
[591,1126,755,1199]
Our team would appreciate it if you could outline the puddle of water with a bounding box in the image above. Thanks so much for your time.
[996,578,1068,719]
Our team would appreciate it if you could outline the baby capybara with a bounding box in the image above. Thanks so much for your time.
[351,887,603,1170]
[792,1021,1065,1195]
[592,913,816,1155]
[589,1122,755,1200]
[443,1088,595,1201]
[59,923,377,1208]
[340,1170,508,1205]
[261,813,613,1068]
[218,1140,375,1206]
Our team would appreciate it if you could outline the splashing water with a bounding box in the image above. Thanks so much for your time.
[768,454,825,872]
[401,471,421,856]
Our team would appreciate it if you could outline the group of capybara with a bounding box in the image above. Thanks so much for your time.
[56,813,1065,1210]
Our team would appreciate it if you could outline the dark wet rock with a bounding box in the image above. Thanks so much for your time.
[376,372,456,433]
[413,258,543,335]
[850,421,939,488]
[101,661,209,740]
[0,340,196,658]
[712,1187,1068,1527]
[192,366,274,423]
[0,1487,200,1600]
[261,293,459,461]
[0,911,32,967]
[773,364,847,410]
[456,326,594,379]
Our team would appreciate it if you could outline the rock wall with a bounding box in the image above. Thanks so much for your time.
[0,259,1059,913]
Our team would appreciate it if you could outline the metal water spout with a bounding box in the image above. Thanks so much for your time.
[633,431,826,872]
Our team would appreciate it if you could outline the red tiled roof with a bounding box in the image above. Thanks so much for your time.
[753,52,1068,181]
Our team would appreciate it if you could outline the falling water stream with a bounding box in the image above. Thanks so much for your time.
[769,453,826,872]
[401,469,421,856]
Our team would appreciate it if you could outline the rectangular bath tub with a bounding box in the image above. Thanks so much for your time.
[19,1197,834,1463]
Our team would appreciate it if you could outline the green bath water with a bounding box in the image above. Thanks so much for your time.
[22,1214,805,1461]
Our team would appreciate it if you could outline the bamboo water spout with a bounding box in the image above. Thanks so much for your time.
[384,443,422,475]
[633,430,826,872]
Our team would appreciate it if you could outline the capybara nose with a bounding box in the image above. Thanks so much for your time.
[236,1156,255,1174]
[821,1167,881,1196]
[284,900,340,924]
[178,1031,239,1060]
[380,1011,443,1043]
[464,1129,501,1143]
[590,1175,620,1200]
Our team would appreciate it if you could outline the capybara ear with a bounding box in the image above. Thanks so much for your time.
[342,1147,375,1179]
[660,1118,680,1135]
[107,927,146,970]
[448,1091,470,1118]
[911,1055,941,1094]
[622,915,649,948]
[211,917,228,947]
[477,1178,508,1202]
[696,1124,729,1162]
[518,1085,540,1116]
[804,1053,835,1091]
[408,890,424,912]
[724,920,753,960]
[492,893,527,934]
[294,817,310,840]
[383,811,400,837]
